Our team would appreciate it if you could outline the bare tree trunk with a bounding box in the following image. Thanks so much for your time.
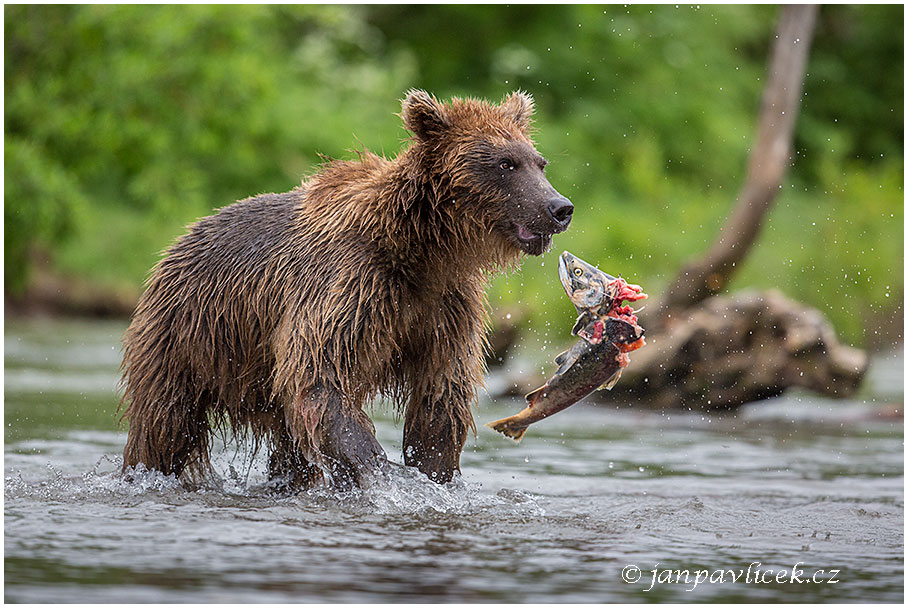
[651,4,819,325]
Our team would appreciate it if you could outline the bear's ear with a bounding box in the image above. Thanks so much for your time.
[501,90,535,131]
[401,89,449,141]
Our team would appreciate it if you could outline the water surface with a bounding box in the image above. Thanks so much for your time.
[4,318,903,602]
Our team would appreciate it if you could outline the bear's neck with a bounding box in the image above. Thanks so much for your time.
[299,147,521,287]
[379,148,519,282]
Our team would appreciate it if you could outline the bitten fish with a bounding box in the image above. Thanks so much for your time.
[486,252,647,441]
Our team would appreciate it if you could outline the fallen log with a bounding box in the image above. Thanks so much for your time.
[592,290,868,411]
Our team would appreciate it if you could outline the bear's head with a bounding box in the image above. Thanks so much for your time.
[401,90,573,256]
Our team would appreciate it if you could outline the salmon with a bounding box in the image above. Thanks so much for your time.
[486,317,644,441]
[486,251,647,441]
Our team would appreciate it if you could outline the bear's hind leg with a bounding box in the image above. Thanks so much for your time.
[121,388,212,482]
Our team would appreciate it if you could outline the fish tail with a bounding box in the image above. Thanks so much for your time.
[485,416,529,442]
[486,384,547,441]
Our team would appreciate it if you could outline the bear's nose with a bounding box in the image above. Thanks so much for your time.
[547,196,574,228]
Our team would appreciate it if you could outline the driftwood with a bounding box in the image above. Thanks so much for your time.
[593,290,868,411]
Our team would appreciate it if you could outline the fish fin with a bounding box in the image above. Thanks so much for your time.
[485,417,529,442]
[525,384,546,404]
[571,310,593,336]
[553,349,569,366]
[598,369,623,391]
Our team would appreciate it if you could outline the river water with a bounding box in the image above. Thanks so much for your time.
[4,318,904,602]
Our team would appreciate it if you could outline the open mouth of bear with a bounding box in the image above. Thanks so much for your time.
[511,222,552,255]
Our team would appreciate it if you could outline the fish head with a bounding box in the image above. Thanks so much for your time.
[558,251,615,311]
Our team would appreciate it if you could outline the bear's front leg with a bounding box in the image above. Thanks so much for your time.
[403,378,475,484]
[402,288,485,483]
[285,382,388,490]
[319,388,388,489]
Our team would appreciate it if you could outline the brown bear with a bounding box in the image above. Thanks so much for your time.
[119,90,573,489]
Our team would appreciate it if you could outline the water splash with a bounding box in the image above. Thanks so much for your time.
[6,452,544,518]
[5,456,184,502]
[296,462,545,517]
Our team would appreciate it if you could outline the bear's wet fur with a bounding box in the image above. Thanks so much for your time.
[120,90,572,489]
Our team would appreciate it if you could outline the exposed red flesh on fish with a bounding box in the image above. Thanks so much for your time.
[606,278,647,326]
[612,278,647,304]
[619,336,646,354]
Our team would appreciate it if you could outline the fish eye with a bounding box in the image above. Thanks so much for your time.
[573,268,583,277]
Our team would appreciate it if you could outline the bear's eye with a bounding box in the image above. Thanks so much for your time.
[573,268,583,277]
[499,159,515,172]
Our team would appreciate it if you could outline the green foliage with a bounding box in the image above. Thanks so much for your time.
[4,137,85,292]
[4,5,903,347]
[5,5,415,290]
